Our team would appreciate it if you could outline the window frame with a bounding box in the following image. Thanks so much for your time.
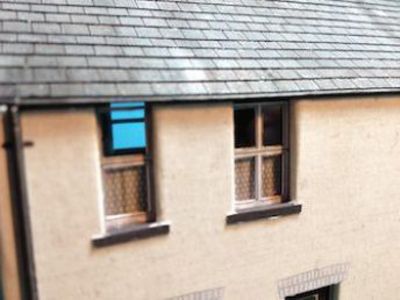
[100,102,147,157]
[233,101,290,211]
[97,103,156,233]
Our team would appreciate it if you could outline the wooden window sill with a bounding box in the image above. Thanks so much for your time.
[226,202,301,225]
[92,222,170,247]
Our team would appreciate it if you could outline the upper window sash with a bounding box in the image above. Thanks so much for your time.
[234,101,289,152]
[100,102,148,156]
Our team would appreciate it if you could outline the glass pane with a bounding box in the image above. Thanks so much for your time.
[262,155,282,198]
[112,122,146,150]
[235,157,256,201]
[104,164,147,216]
[263,105,282,145]
[234,108,256,148]
[111,102,144,120]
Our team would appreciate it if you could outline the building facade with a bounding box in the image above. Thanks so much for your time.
[1,0,400,299]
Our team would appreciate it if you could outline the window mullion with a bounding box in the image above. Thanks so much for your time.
[256,105,263,202]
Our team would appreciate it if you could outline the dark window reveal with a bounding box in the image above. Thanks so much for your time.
[234,108,256,148]
[263,105,282,146]
[286,286,335,300]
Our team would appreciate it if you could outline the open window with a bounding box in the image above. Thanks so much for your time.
[98,102,155,233]
[234,102,290,211]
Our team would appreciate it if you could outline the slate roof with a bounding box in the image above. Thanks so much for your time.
[1,0,400,105]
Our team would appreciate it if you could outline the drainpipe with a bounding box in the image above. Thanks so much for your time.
[3,105,38,300]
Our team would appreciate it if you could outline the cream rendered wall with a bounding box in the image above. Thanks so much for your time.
[0,112,22,300]
[21,98,400,300]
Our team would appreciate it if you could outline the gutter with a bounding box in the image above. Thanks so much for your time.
[3,105,38,300]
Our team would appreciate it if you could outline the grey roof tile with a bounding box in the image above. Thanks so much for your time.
[0,10,17,21]
[226,81,253,94]
[50,83,86,97]
[18,84,50,97]
[66,69,100,82]
[46,13,71,23]
[0,68,33,83]
[27,56,58,67]
[129,69,164,82]
[0,33,18,42]
[274,80,300,92]
[136,1,158,10]
[87,56,116,67]
[89,25,116,35]
[178,82,207,95]
[213,59,239,69]
[57,56,88,67]
[151,82,180,95]
[122,46,144,56]
[18,12,45,22]
[98,16,120,25]
[0,84,16,99]
[48,35,77,44]
[204,82,230,94]
[203,30,226,40]
[62,24,90,35]
[3,43,34,54]
[120,17,143,26]
[34,44,65,54]
[135,27,161,38]
[31,4,58,13]
[33,22,61,34]
[2,0,400,103]
[169,48,195,57]
[248,80,278,93]
[157,2,180,11]
[143,47,170,57]
[182,29,206,40]
[117,83,153,95]
[65,45,95,55]
[71,14,98,24]
[143,17,168,27]
[85,83,118,96]
[3,21,31,33]
[94,46,123,56]
[159,28,184,39]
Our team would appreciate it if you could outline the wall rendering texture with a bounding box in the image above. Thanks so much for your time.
[21,97,400,299]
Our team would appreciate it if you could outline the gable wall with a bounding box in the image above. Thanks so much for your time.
[20,96,400,299]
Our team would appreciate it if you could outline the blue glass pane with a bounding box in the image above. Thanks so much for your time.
[112,122,146,150]
[111,109,144,120]
[110,102,144,120]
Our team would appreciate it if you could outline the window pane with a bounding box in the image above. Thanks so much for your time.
[263,105,282,145]
[111,102,144,120]
[103,164,147,216]
[112,122,146,150]
[235,157,256,201]
[234,108,256,148]
[262,155,282,198]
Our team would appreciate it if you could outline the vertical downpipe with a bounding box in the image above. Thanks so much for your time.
[4,105,38,300]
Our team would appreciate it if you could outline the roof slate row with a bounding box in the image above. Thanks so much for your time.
[1,0,400,104]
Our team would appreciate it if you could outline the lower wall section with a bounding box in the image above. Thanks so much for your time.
[20,97,400,299]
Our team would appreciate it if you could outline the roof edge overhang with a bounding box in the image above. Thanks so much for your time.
[1,87,400,109]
